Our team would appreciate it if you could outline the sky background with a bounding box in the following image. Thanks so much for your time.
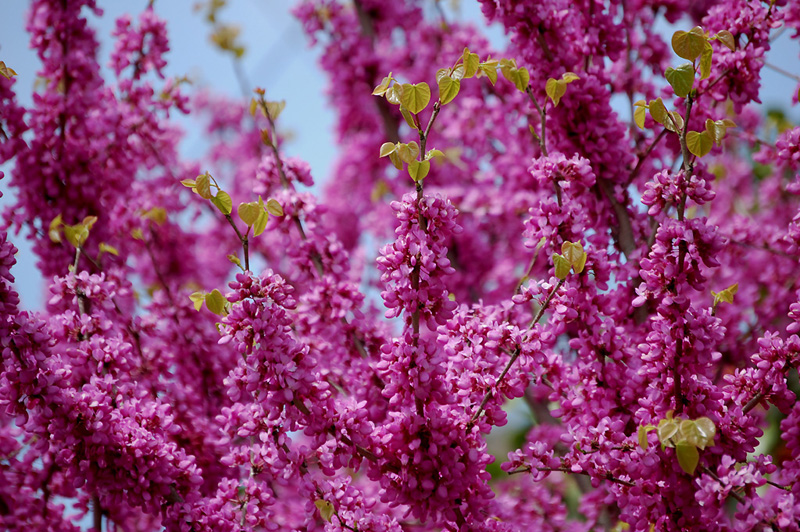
[1,0,799,311]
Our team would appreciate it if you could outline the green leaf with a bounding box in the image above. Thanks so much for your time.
[98,242,119,257]
[561,241,583,266]
[699,42,713,80]
[204,289,227,316]
[438,76,460,105]
[675,441,700,475]
[665,62,695,98]
[195,173,214,199]
[399,106,418,130]
[266,198,283,216]
[180,179,196,188]
[693,417,716,450]
[314,500,335,523]
[400,82,431,114]
[49,214,63,243]
[553,254,571,280]
[408,160,430,182]
[546,78,567,106]
[638,425,654,450]
[715,30,735,51]
[514,67,530,92]
[211,190,232,215]
[462,49,480,78]
[686,130,713,157]
[63,224,90,248]
[713,283,738,306]
[648,98,667,126]
[671,27,707,61]
[372,72,393,96]
[189,291,205,311]
[634,105,646,129]
[238,202,260,226]
[253,210,269,237]
[501,61,530,92]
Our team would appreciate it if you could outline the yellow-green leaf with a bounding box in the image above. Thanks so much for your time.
[699,42,713,80]
[713,283,738,306]
[195,173,213,199]
[665,62,695,98]
[648,98,667,126]
[638,425,654,450]
[478,61,498,85]
[227,254,242,268]
[408,159,430,182]
[553,253,571,280]
[212,190,233,215]
[0,61,17,80]
[189,291,205,311]
[400,82,431,114]
[238,202,260,226]
[665,111,685,133]
[386,84,402,105]
[266,198,283,216]
[425,149,445,160]
[562,72,580,83]
[693,417,716,450]
[686,130,713,157]
[98,242,119,256]
[253,210,269,237]
[396,142,420,164]
[634,106,646,129]
[546,78,567,106]
[180,179,196,188]
[399,106,418,130]
[715,30,735,52]
[265,100,286,121]
[438,76,460,105]
[462,49,480,78]
[388,151,403,170]
[675,441,700,475]
[672,27,707,61]
[63,224,90,248]
[372,72,393,96]
[657,418,679,446]
[49,214,63,243]
[204,289,227,316]
[142,207,167,224]
[314,500,334,523]
[380,142,397,157]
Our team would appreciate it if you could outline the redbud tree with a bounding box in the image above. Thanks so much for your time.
[1,0,800,530]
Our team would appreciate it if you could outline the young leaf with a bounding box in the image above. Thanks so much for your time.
[372,72,393,96]
[211,190,233,215]
[227,254,242,268]
[634,105,646,129]
[438,76,460,105]
[686,130,713,157]
[0,61,18,80]
[265,100,286,121]
[266,198,284,216]
[425,149,445,160]
[665,62,695,98]
[189,291,205,311]
[400,83,431,114]
[675,441,700,475]
[380,142,397,158]
[671,27,707,61]
[408,160,430,182]
[478,61,498,85]
[657,418,679,445]
[712,283,738,306]
[204,289,227,316]
[180,179,197,188]
[715,30,735,51]
[397,142,420,164]
[462,49,480,78]
[693,417,716,450]
[98,242,119,257]
[238,202,260,226]
[562,72,580,83]
[546,78,567,106]
[49,214,63,243]
[399,106,418,130]
[195,173,214,199]
[253,210,269,237]
[553,254,571,280]
[638,425,654,450]
[385,84,402,105]
[648,98,667,126]
[665,111,685,133]
[699,42,713,80]
[314,500,335,523]
[388,151,403,170]
[249,97,258,116]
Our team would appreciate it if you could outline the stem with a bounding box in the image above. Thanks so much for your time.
[224,214,249,271]
[627,128,667,186]
[469,279,564,426]
[92,494,102,531]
